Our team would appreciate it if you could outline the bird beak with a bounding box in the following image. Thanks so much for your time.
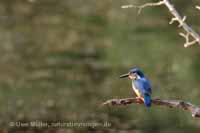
[119,73,129,78]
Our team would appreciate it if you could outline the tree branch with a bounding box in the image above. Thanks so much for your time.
[121,1,165,14]
[102,97,200,118]
[122,0,200,47]
[196,6,200,11]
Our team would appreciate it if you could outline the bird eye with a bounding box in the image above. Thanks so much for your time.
[131,73,136,76]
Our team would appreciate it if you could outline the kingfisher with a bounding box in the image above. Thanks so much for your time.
[120,67,152,107]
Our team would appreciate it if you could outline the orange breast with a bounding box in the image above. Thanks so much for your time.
[132,82,144,100]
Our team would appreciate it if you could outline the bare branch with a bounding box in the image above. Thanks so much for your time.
[163,0,200,47]
[122,0,200,47]
[122,1,165,14]
[102,97,200,118]
[179,32,197,47]
[196,6,200,10]
[121,5,135,9]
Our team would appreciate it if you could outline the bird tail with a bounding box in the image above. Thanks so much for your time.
[144,94,151,107]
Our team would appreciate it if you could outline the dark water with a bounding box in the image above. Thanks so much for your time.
[0,0,200,132]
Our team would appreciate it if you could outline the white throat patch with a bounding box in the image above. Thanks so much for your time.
[136,74,141,79]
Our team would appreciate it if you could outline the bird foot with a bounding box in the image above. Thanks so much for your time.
[135,97,143,104]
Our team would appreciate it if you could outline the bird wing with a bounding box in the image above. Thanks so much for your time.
[133,78,152,97]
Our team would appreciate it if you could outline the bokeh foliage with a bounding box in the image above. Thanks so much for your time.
[0,0,200,132]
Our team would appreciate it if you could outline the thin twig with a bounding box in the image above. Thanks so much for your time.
[121,1,165,14]
[102,97,200,118]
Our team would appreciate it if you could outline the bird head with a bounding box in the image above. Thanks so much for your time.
[119,67,145,80]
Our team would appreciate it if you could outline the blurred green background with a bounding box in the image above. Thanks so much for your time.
[0,0,200,132]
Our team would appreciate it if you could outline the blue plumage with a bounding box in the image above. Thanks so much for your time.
[144,94,151,107]
[133,78,152,95]
[120,67,152,107]
[133,78,152,107]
